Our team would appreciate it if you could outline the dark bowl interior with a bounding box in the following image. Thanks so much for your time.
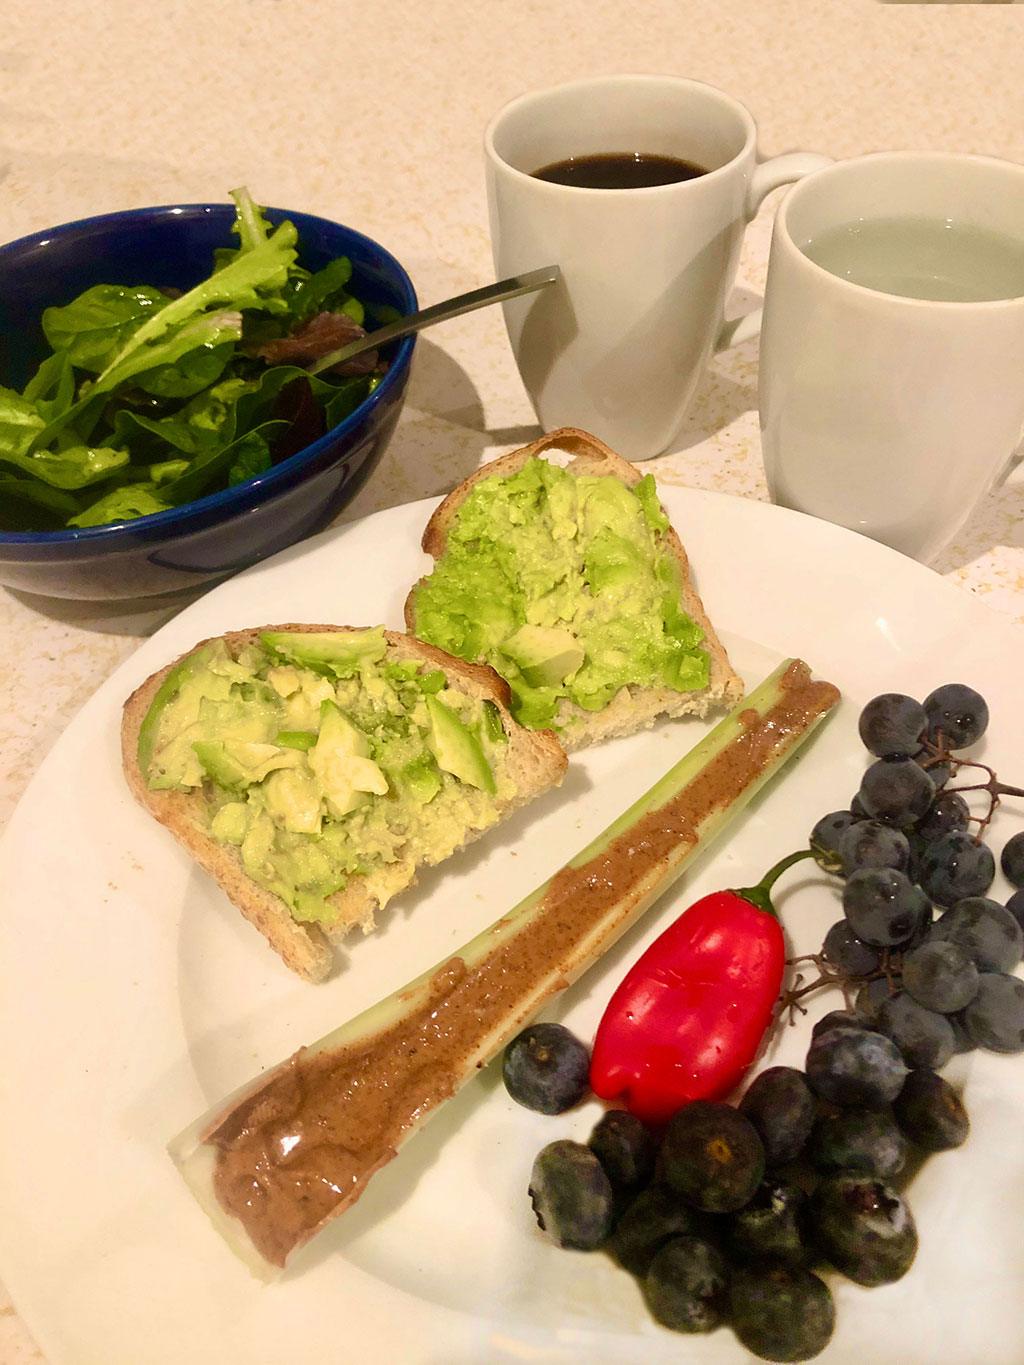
[0,204,416,600]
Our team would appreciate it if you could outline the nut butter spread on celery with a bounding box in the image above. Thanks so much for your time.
[206,661,839,1268]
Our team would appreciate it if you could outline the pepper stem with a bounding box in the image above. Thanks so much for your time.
[734,848,815,918]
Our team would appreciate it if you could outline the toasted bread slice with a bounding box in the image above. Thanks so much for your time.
[122,624,567,982]
[405,428,744,749]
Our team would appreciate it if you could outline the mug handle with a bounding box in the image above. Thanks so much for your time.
[715,152,834,351]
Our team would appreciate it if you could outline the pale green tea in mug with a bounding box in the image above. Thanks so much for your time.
[802,216,1024,302]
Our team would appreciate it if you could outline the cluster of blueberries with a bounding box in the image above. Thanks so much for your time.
[505,1016,966,1362]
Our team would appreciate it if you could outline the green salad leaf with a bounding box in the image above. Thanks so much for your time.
[0,186,388,531]
[42,285,168,373]
[68,483,171,528]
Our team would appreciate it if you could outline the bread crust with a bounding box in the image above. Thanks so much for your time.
[122,624,567,982]
[405,428,744,748]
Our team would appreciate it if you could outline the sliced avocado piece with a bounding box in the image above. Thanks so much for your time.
[309,701,388,818]
[501,624,584,689]
[193,740,301,792]
[399,753,442,804]
[138,643,217,780]
[584,529,645,595]
[263,768,323,835]
[260,627,387,677]
[210,801,249,845]
[275,730,317,751]
[425,695,495,794]
[266,665,301,697]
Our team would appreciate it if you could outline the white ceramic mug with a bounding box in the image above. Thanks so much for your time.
[484,76,829,461]
[759,152,1024,562]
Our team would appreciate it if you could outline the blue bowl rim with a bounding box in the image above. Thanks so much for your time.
[0,202,417,546]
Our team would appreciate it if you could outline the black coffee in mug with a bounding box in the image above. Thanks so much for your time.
[532,151,708,189]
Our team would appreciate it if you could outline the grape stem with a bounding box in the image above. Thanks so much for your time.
[923,731,1024,839]
[780,948,902,1022]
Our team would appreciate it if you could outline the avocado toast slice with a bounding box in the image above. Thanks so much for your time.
[405,428,744,748]
[122,625,567,981]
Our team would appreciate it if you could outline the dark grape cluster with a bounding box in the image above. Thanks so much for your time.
[527,1051,968,1361]
[798,684,1024,1063]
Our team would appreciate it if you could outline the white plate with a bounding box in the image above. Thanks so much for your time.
[2,488,1024,1365]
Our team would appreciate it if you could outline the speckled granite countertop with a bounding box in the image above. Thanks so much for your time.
[2,1,1023,1358]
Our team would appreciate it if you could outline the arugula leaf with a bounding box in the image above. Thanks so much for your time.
[227,431,273,486]
[113,376,253,455]
[0,388,46,457]
[149,459,190,484]
[134,339,235,399]
[89,312,243,396]
[159,419,287,505]
[23,352,75,423]
[231,186,276,254]
[0,476,81,520]
[0,442,129,489]
[324,375,373,428]
[289,257,353,323]
[42,285,167,373]
[68,483,171,528]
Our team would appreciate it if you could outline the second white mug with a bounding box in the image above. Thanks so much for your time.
[484,75,829,461]
[759,152,1024,562]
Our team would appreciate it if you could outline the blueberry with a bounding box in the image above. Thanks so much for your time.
[738,1067,817,1167]
[822,920,882,975]
[528,1140,614,1250]
[727,1178,809,1266]
[503,1023,589,1114]
[805,1027,908,1107]
[929,896,1023,972]
[918,831,995,907]
[963,972,1024,1053]
[1001,831,1024,888]
[923,683,989,750]
[811,1173,917,1286]
[588,1110,656,1190]
[858,693,927,759]
[660,1101,765,1213]
[610,1183,702,1277]
[810,810,860,874]
[730,1264,835,1362]
[642,1236,729,1333]
[809,1106,907,1178]
[876,991,956,1069]
[902,939,979,1013]
[893,1069,969,1150]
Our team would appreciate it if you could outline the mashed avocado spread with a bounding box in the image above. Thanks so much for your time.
[411,459,709,729]
[139,628,511,924]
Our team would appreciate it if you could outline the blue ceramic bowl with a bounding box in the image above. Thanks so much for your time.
[0,204,416,599]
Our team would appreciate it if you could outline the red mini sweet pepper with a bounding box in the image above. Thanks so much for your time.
[589,850,812,1124]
